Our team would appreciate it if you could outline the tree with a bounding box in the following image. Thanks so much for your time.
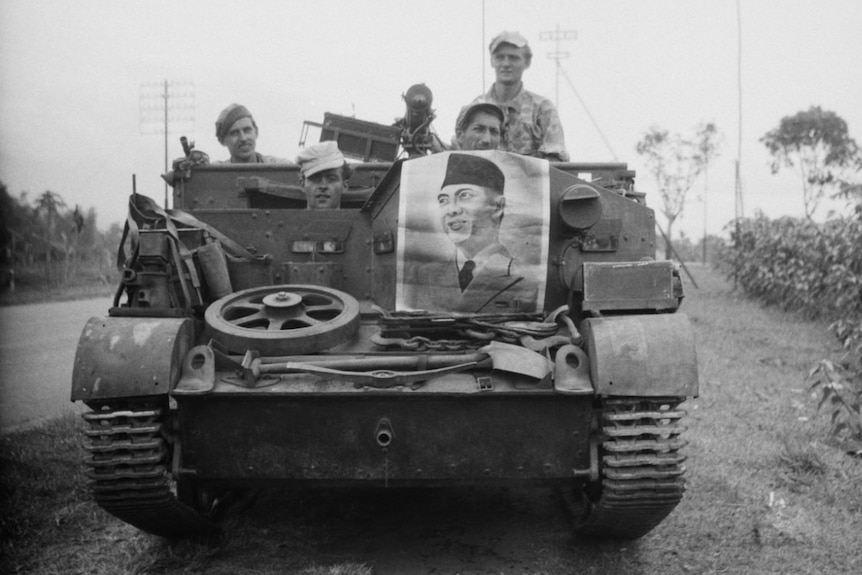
[0,183,33,255]
[34,190,68,285]
[76,206,98,253]
[0,184,122,294]
[636,123,721,260]
[761,106,859,218]
[0,182,14,255]
[0,182,17,288]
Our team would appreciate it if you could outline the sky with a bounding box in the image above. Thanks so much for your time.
[1,0,861,242]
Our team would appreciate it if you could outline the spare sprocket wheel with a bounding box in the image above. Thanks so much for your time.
[204,284,360,355]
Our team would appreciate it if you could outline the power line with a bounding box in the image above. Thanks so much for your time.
[556,65,618,160]
[140,80,195,208]
[539,25,577,109]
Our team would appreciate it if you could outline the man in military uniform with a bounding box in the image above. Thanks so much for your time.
[295,141,352,210]
[455,102,505,151]
[215,103,288,164]
[456,31,569,161]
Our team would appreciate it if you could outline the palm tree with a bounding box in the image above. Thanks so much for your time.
[34,191,66,285]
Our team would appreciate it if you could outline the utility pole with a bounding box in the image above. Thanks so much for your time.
[702,167,712,264]
[733,0,744,285]
[140,81,195,208]
[539,24,577,109]
[481,0,486,93]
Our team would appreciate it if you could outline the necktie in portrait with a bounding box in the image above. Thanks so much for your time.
[459,260,475,291]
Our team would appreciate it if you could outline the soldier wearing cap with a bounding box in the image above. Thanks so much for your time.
[456,31,569,161]
[295,141,352,210]
[215,103,288,164]
[405,153,537,313]
[455,102,505,151]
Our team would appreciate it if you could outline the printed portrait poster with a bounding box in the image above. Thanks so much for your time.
[396,151,550,314]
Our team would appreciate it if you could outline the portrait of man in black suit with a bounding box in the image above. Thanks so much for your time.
[397,151,549,313]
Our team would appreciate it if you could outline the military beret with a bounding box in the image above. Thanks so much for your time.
[215,104,256,143]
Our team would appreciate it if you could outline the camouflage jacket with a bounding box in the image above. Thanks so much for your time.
[463,84,569,161]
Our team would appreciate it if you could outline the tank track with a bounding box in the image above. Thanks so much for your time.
[81,405,218,538]
[567,397,688,539]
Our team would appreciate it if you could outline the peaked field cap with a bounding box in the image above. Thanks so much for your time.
[215,103,255,143]
[296,141,345,177]
[489,30,529,53]
[458,102,505,130]
[441,153,505,193]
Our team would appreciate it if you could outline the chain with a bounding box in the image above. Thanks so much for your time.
[373,306,576,351]
[371,333,490,351]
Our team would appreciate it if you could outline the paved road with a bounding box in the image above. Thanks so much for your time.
[0,297,113,434]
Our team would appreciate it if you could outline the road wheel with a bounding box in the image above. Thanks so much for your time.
[204,284,360,356]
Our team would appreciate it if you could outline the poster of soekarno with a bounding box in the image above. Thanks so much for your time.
[396,151,550,314]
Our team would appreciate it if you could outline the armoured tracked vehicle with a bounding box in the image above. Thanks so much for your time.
[72,91,698,539]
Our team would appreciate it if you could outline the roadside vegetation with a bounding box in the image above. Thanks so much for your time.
[719,207,862,448]
[719,104,862,448]
[0,182,120,307]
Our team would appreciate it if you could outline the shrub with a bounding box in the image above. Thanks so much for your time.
[718,210,862,443]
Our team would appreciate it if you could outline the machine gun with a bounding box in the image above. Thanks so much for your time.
[299,83,441,161]
[394,83,438,157]
[162,136,210,184]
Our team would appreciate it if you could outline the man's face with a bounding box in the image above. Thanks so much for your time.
[223,117,257,163]
[491,44,529,86]
[437,184,504,250]
[304,168,347,210]
[457,111,503,151]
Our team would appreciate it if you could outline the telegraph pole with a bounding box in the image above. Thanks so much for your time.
[702,167,709,264]
[482,0,486,93]
[539,24,577,109]
[140,81,195,207]
[733,0,744,285]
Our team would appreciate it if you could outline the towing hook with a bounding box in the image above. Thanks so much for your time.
[375,418,395,447]
[122,268,137,283]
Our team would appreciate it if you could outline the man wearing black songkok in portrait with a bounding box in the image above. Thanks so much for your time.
[407,153,537,313]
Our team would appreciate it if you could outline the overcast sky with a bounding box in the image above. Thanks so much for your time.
[1,0,860,241]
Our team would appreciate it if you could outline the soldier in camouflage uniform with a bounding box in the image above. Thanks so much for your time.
[456,31,569,162]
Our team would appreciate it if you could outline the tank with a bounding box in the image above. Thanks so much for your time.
[71,91,698,540]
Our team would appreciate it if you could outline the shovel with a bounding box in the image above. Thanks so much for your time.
[479,341,552,380]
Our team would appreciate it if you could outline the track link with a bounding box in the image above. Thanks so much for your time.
[82,406,218,538]
[568,397,688,539]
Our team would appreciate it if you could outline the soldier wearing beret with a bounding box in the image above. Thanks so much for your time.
[456,31,569,162]
[295,141,352,210]
[405,152,538,313]
[215,103,288,164]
